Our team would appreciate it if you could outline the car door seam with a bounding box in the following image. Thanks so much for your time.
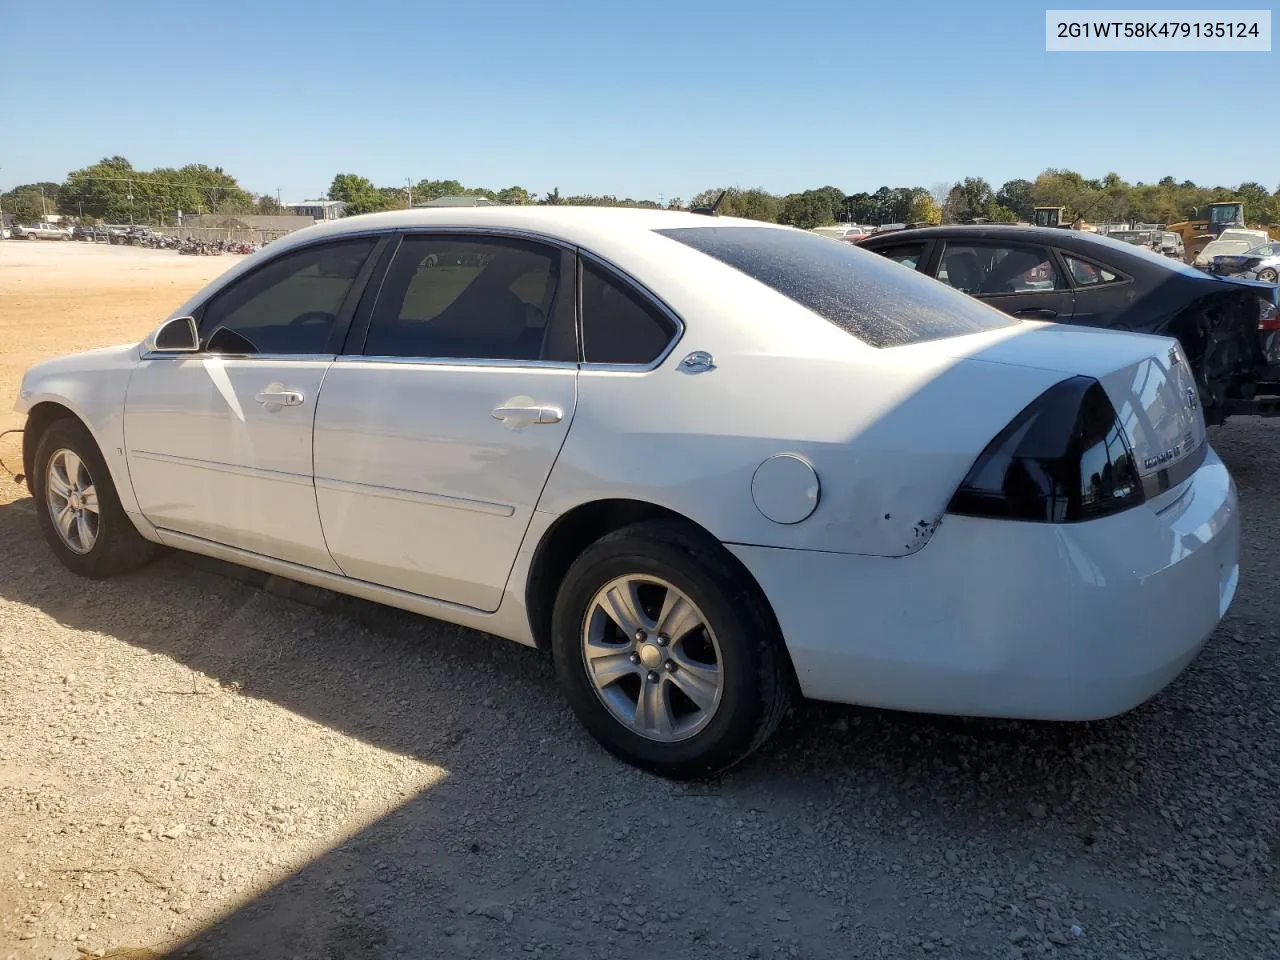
[310,357,348,577]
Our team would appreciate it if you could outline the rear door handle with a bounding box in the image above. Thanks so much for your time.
[255,389,304,406]
[492,403,563,425]
[1014,308,1059,318]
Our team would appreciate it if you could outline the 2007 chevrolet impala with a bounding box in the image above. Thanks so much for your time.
[16,207,1240,777]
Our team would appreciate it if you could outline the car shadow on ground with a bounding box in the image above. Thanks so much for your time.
[0,473,1268,958]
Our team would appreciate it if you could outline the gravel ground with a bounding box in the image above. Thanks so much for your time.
[1,242,1278,959]
[0,419,1277,960]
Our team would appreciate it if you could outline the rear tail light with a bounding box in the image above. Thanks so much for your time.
[947,376,1144,523]
[1258,300,1280,332]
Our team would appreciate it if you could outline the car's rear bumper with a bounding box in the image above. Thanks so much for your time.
[729,445,1239,720]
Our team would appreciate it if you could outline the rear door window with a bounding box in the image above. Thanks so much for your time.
[1061,255,1121,287]
[936,243,1064,296]
[656,226,1015,348]
[580,260,678,365]
[362,235,575,362]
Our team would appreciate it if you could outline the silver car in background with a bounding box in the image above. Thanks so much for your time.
[1208,242,1280,284]
[12,223,74,241]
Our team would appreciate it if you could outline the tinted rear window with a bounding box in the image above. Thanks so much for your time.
[655,226,1017,348]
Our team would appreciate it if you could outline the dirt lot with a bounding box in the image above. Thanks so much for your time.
[2,239,1279,960]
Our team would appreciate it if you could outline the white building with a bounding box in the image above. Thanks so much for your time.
[285,200,346,221]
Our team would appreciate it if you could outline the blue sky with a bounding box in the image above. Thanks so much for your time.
[1,0,1275,202]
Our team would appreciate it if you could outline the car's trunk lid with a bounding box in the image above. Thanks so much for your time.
[922,323,1206,483]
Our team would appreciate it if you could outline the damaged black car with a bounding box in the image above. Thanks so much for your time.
[859,224,1280,425]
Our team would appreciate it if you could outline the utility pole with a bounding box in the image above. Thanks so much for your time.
[407,178,412,207]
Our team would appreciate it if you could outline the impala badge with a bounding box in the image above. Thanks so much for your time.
[680,351,716,373]
[1144,443,1182,471]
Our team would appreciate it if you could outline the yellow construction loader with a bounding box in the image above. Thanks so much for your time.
[1167,202,1280,263]
[1032,207,1095,231]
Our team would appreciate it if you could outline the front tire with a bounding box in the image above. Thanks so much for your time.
[1259,267,1278,283]
[32,418,158,578]
[551,520,791,779]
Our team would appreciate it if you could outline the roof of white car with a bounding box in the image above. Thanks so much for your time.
[291,205,792,245]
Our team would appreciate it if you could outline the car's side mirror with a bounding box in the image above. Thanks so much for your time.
[147,316,200,353]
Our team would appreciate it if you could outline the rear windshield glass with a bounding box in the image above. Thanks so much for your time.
[654,225,1017,348]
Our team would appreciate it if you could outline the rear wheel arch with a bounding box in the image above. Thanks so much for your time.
[524,499,792,672]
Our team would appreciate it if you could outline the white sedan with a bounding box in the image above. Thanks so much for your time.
[15,207,1239,777]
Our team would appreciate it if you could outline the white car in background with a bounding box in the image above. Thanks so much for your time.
[14,208,1239,777]
[1194,228,1271,268]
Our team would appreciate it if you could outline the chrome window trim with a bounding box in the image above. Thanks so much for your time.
[386,224,578,252]
[576,248,686,373]
[335,355,579,371]
[138,352,338,362]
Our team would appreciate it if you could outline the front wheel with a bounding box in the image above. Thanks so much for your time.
[1258,267,1278,283]
[32,418,158,578]
[551,520,791,779]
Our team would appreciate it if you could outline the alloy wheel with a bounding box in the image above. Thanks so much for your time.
[581,575,724,742]
[45,448,100,555]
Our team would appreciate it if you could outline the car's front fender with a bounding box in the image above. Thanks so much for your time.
[17,343,143,514]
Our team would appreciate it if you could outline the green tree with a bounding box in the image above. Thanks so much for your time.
[255,195,285,215]
[1236,181,1271,225]
[327,174,386,215]
[496,186,532,205]
[413,179,467,202]
[691,187,780,222]
[2,183,60,222]
[843,192,875,223]
[906,191,942,224]
[60,156,137,222]
[995,179,1035,221]
[778,190,837,229]
[958,177,994,218]
[57,157,251,224]
[1031,169,1099,222]
[377,185,412,210]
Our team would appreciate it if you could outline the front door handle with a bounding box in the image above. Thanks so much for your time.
[1014,307,1059,319]
[255,389,304,407]
[492,403,563,425]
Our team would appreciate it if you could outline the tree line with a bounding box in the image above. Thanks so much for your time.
[5,156,1280,231]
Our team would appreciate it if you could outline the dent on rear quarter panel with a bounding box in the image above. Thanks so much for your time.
[538,350,1067,558]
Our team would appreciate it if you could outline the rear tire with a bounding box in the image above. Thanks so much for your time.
[32,418,158,579]
[1259,267,1278,283]
[551,519,790,779]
